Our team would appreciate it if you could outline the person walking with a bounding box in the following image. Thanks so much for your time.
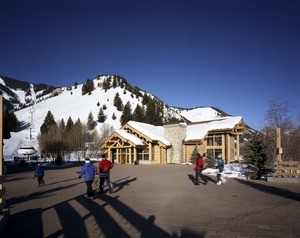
[194,153,208,185]
[98,154,114,194]
[34,163,45,186]
[216,154,226,185]
[78,158,98,199]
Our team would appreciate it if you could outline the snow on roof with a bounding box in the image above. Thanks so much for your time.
[127,121,171,146]
[118,117,242,146]
[185,116,242,141]
[116,129,144,146]
[180,107,220,122]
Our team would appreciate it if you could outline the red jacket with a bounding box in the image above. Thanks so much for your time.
[195,156,204,171]
[98,159,113,173]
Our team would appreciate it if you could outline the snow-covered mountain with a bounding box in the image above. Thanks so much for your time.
[1,75,229,159]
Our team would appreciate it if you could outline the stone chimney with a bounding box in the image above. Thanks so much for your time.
[164,122,187,164]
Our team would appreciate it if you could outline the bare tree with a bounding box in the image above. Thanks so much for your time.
[263,99,300,161]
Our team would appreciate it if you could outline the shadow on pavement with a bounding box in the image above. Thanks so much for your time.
[2,174,205,238]
[187,174,215,185]
[236,179,300,202]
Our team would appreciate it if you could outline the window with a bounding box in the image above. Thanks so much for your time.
[207,135,222,146]
[207,149,222,160]
[137,148,149,160]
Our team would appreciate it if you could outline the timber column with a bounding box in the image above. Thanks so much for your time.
[276,128,282,162]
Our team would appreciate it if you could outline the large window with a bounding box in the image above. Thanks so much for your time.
[137,148,149,160]
[207,135,222,146]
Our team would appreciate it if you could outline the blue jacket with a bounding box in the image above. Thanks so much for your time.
[35,165,44,177]
[217,158,224,173]
[79,162,98,181]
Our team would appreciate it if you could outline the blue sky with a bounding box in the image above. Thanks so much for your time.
[1,0,299,130]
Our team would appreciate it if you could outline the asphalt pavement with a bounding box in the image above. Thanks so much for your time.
[1,163,300,238]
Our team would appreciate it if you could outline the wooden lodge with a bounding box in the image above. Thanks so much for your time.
[101,117,245,165]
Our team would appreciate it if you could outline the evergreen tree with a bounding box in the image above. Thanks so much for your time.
[243,134,271,179]
[112,77,117,88]
[40,111,56,134]
[190,146,199,164]
[81,83,87,95]
[205,153,216,168]
[87,112,95,130]
[133,104,145,122]
[120,101,133,125]
[98,108,106,122]
[114,92,123,111]
[142,93,150,105]
[145,99,157,125]
[102,78,111,91]
[66,117,74,133]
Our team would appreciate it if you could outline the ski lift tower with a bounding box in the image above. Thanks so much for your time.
[29,104,35,140]
[29,84,36,141]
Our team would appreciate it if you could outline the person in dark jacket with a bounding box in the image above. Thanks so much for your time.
[194,153,208,185]
[78,158,98,199]
[34,163,45,186]
[216,154,226,185]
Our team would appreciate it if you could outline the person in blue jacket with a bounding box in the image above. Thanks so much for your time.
[216,154,227,185]
[34,163,45,186]
[78,158,98,199]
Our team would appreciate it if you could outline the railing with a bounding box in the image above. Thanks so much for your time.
[275,161,300,177]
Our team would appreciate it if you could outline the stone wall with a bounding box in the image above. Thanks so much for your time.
[164,123,187,164]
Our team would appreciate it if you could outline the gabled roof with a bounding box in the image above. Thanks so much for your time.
[125,121,171,146]
[116,129,144,146]
[110,117,243,147]
[185,116,243,141]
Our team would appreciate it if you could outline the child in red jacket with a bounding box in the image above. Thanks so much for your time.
[195,153,208,185]
[98,154,114,194]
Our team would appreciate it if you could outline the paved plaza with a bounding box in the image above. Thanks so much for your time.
[1,163,300,237]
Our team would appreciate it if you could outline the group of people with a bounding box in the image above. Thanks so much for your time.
[194,153,227,186]
[78,154,114,199]
[34,152,225,198]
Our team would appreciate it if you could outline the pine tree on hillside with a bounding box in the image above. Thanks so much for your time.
[40,111,56,134]
[66,117,74,133]
[121,101,133,126]
[142,93,150,105]
[87,112,95,130]
[112,77,117,88]
[102,78,111,91]
[243,134,271,180]
[133,104,145,122]
[114,92,123,111]
[98,108,106,122]
[145,100,156,125]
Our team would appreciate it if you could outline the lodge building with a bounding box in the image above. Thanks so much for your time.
[101,116,245,165]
